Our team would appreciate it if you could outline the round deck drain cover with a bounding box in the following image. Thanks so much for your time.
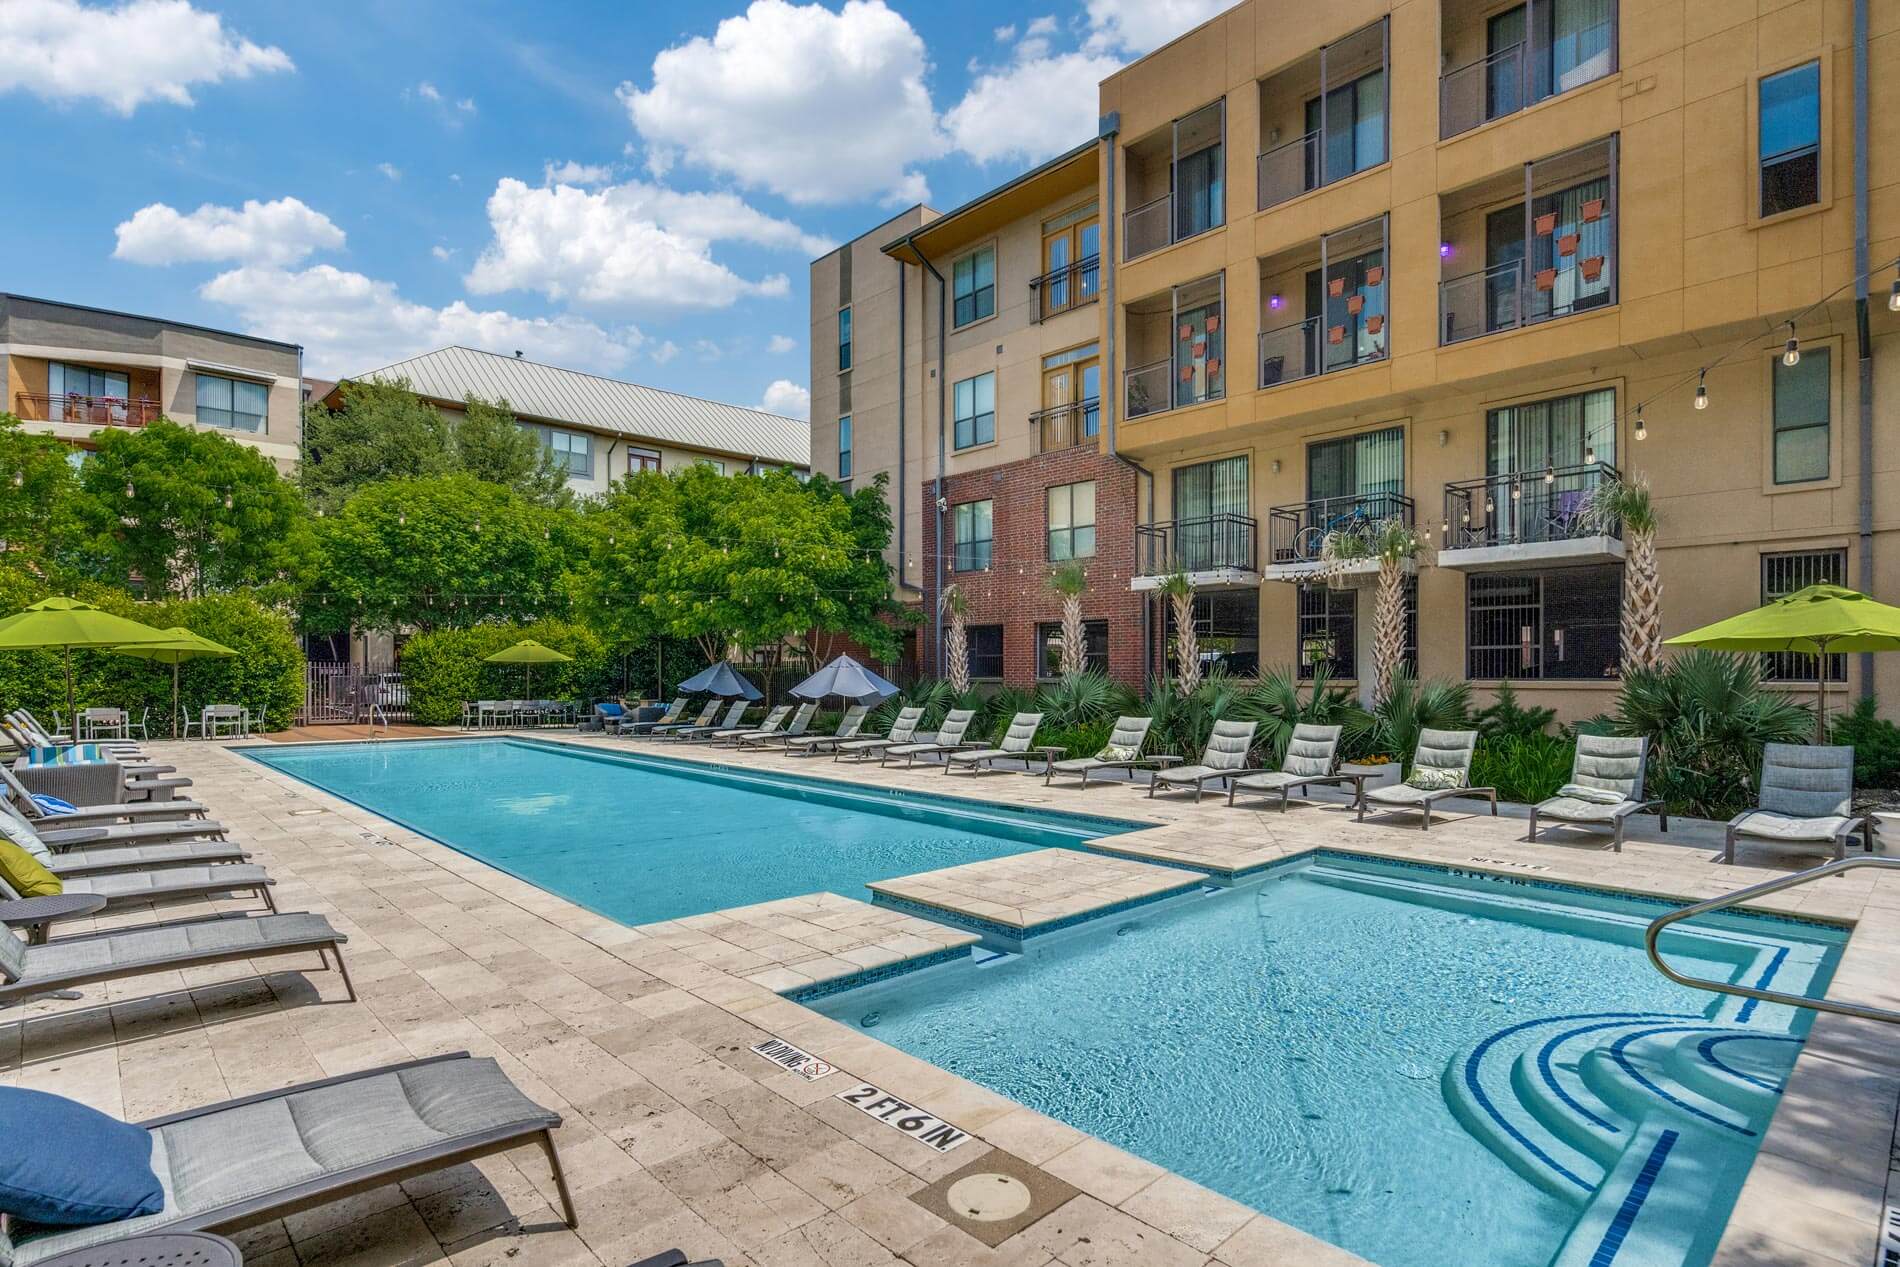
[946,1173,1032,1222]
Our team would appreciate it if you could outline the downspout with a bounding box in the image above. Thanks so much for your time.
[894,259,918,594]
[1853,0,1875,702]
[910,238,949,677]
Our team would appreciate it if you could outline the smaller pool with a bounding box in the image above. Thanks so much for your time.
[245,738,1147,927]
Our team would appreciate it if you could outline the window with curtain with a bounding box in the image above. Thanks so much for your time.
[953,500,993,571]
[953,247,996,326]
[1172,455,1249,571]
[1772,346,1830,483]
[1172,101,1224,241]
[50,362,130,399]
[1304,242,1386,374]
[953,372,996,449]
[1173,275,1224,408]
[1037,620,1109,677]
[1307,426,1404,505]
[1304,69,1386,189]
[1759,61,1821,218]
[1528,177,1613,320]
[837,416,853,479]
[1486,387,1615,475]
[1047,481,1096,560]
[1487,0,1614,115]
[194,373,267,432]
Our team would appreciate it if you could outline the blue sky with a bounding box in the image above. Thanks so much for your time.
[0,0,1229,419]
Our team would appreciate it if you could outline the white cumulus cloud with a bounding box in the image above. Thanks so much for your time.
[199,264,644,378]
[0,0,291,113]
[1084,0,1239,54]
[113,196,344,267]
[649,340,680,365]
[767,334,797,355]
[944,50,1120,166]
[542,159,614,187]
[619,0,943,206]
[759,379,810,420]
[465,176,822,313]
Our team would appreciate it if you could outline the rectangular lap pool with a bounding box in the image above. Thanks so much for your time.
[244,738,1143,927]
[811,852,1847,1267]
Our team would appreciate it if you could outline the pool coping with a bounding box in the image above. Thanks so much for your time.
[215,731,1900,1267]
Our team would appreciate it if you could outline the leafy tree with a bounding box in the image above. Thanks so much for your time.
[308,474,574,634]
[451,395,572,506]
[0,413,82,574]
[398,618,613,724]
[300,378,453,512]
[72,419,314,599]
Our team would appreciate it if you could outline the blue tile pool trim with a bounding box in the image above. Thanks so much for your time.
[1588,1129,1679,1267]
[1734,945,1789,1023]
[868,875,1212,942]
[1607,1027,1758,1136]
[1696,1033,1798,1093]
[781,943,973,1003]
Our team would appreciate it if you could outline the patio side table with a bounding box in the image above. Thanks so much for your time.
[1,892,108,944]
[33,1231,243,1267]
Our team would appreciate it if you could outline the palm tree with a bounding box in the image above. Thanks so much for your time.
[1583,476,1661,671]
[1157,570,1200,694]
[940,582,971,693]
[1318,515,1429,704]
[1047,561,1089,677]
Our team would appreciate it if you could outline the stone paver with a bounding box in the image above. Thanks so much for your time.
[868,847,1205,933]
[4,730,1897,1267]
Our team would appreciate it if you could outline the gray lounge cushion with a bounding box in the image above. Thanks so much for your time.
[1365,782,1444,806]
[1281,725,1341,778]
[57,866,271,905]
[1568,735,1649,800]
[1155,764,1223,785]
[888,710,973,754]
[21,913,337,985]
[0,927,23,985]
[1538,795,1631,823]
[1756,744,1854,819]
[1229,771,1304,792]
[50,842,248,877]
[1733,810,1856,843]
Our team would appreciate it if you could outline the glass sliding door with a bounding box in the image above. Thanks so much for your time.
[1172,455,1249,571]
[1172,101,1225,242]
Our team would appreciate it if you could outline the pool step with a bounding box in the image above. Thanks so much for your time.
[1546,1118,1736,1267]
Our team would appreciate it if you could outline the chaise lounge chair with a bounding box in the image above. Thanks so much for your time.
[1528,734,1667,852]
[1226,724,1352,810]
[1044,716,1173,787]
[1358,729,1498,830]
[619,698,688,735]
[833,707,924,762]
[1723,742,1871,864]
[946,713,1043,774]
[737,703,820,748]
[0,1052,573,1265]
[785,704,870,755]
[0,864,276,915]
[641,700,720,738]
[0,762,211,827]
[5,713,177,777]
[1149,720,1264,801]
[881,709,976,768]
[708,704,791,744]
[4,805,248,880]
[0,905,352,1007]
[665,699,748,741]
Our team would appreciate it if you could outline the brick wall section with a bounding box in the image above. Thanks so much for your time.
[919,445,1146,688]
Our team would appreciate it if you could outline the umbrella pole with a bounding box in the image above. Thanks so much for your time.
[64,646,75,731]
[173,661,181,739]
[1815,636,1832,743]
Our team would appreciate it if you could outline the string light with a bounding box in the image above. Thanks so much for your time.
[124,480,135,499]
[1890,278,1900,312]
[1694,371,1708,411]
[8,470,20,488]
[223,491,234,510]
[1543,462,1555,485]
[1782,323,1800,367]
[1634,404,1647,442]
[1583,445,1596,466]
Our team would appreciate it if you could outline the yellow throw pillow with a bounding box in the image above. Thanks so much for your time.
[0,839,61,899]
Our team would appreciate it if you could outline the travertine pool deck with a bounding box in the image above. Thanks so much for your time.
[4,730,1899,1267]
[867,847,1208,935]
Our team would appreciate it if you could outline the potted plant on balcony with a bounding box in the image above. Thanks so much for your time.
[1582,475,1661,671]
[1319,514,1431,705]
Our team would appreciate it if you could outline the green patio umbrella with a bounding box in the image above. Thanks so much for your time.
[484,638,572,697]
[1665,583,1900,740]
[113,627,238,737]
[0,596,172,723]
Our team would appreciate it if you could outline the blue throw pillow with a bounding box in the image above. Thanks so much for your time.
[30,795,78,817]
[0,1088,163,1226]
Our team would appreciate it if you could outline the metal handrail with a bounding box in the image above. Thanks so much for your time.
[1644,854,1898,1023]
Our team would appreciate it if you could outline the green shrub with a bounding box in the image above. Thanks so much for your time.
[400,619,614,725]
[1831,696,1900,789]
[1348,671,1473,770]
[1037,671,1138,731]
[1475,681,1555,740]
[1230,664,1370,767]
[1472,732,1573,804]
[1039,719,1115,763]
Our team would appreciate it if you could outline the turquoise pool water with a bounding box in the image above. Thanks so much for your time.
[811,854,1847,1267]
[245,738,1140,927]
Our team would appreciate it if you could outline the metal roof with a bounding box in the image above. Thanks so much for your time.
[350,345,810,467]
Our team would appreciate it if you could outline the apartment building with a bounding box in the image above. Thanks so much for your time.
[0,292,303,468]
[811,145,1150,686]
[1091,0,1900,718]
[336,346,810,497]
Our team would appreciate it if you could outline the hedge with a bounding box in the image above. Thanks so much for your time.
[400,619,617,725]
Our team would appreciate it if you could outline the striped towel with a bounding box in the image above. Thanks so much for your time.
[31,794,79,815]
[17,745,110,767]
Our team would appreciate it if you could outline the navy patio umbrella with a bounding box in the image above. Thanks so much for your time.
[676,661,762,700]
[791,654,900,705]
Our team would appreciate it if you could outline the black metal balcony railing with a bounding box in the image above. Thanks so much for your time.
[1030,255,1101,322]
[1439,19,1617,140]
[1442,462,1620,550]
[1137,512,1258,576]
[17,392,159,428]
[1268,491,1414,564]
[1031,398,1100,453]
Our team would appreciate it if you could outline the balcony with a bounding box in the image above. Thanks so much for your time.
[1258,215,1388,388]
[1256,19,1388,212]
[1123,100,1225,261]
[1030,255,1101,322]
[1437,461,1624,571]
[1263,491,1414,580]
[1438,136,1616,346]
[1032,398,1100,453]
[1131,513,1260,590]
[1123,273,1225,422]
[16,392,160,429]
[1439,3,1615,141]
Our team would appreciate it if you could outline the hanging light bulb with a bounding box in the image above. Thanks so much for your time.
[473,517,482,533]
[1510,478,1521,500]
[223,491,234,510]
[1889,277,1900,312]
[1584,445,1596,466]
[1634,404,1648,441]
[315,506,325,518]
[398,512,406,526]
[1543,462,1555,485]
[542,525,550,540]
[1694,370,1708,411]
[9,470,21,488]
[1783,324,1800,367]
[124,480,135,499]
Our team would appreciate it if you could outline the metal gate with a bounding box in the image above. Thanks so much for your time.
[302,660,412,725]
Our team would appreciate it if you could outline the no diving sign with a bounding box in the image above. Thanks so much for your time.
[750,1037,836,1082]
[836,1082,972,1152]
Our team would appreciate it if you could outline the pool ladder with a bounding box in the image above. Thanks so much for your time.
[1644,855,1900,1024]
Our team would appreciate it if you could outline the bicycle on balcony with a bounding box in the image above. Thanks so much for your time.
[1291,502,1376,563]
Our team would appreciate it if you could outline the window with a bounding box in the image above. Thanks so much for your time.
[838,306,853,371]
[1466,565,1621,679]
[1772,346,1830,484]
[696,458,727,475]
[837,415,853,480]
[967,625,1005,679]
[1171,455,1249,571]
[1762,551,1847,681]
[1760,61,1821,218]
[1163,591,1258,677]
[194,373,267,432]
[541,427,592,478]
[1297,584,1356,680]
[1173,101,1225,241]
[1304,66,1386,189]
[953,246,996,326]
[1307,426,1404,504]
[1037,620,1109,677]
[1047,481,1096,560]
[49,362,129,401]
[953,372,996,449]
[1173,274,1224,409]
[1488,387,1616,474]
[1040,204,1100,317]
[953,500,993,571]
[629,447,662,474]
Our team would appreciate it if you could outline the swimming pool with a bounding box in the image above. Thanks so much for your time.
[809,853,1846,1267]
[245,738,1144,927]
